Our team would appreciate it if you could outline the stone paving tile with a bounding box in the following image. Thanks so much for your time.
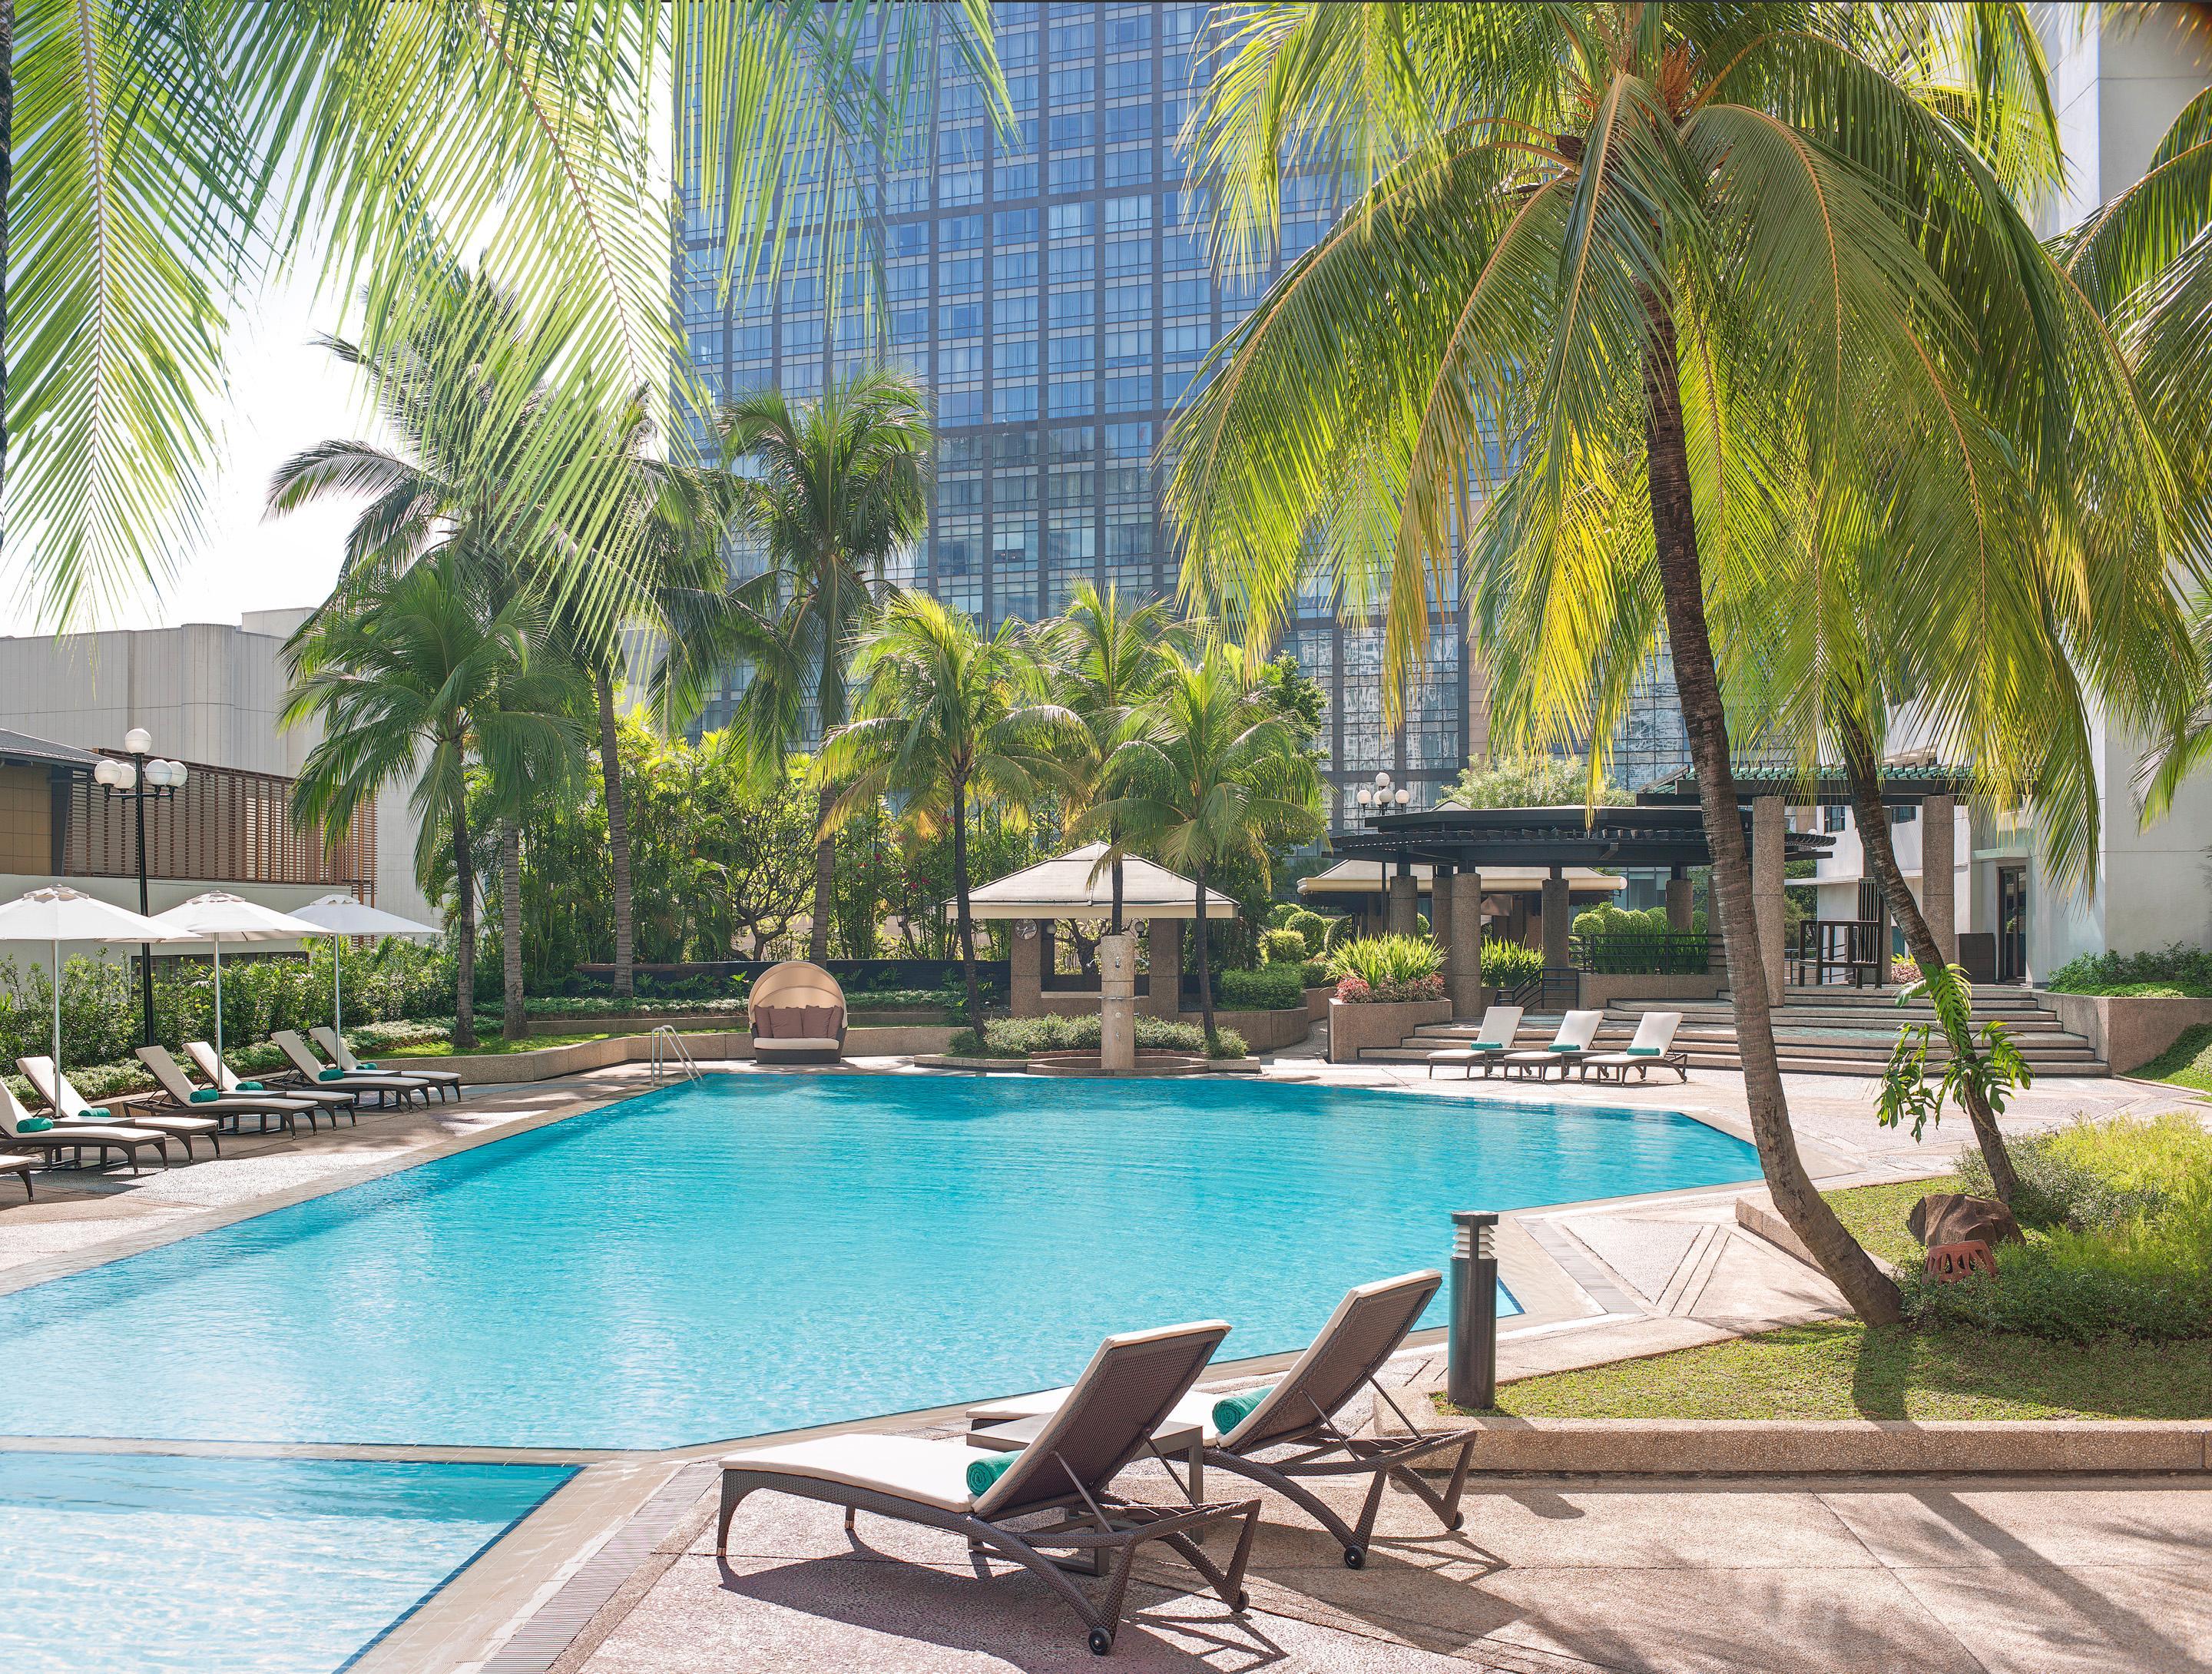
[1817,1480,2212,1570]
[1885,1563,2212,1674]
[1551,1218,1700,1305]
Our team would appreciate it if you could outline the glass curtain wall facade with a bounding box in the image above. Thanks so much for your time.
[678,3,1684,820]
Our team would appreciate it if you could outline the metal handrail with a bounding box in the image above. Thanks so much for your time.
[649,1024,701,1081]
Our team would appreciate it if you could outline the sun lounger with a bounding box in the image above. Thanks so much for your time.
[1580,1011,1689,1082]
[1,1152,30,1200]
[314,1027,459,1102]
[21,1054,217,1159]
[1425,1006,1525,1079]
[719,1321,1259,1656]
[2,1079,167,1173]
[134,1046,316,1139]
[187,1041,359,1125]
[1499,1009,1604,1080]
[272,1032,429,1106]
[967,1272,1477,1570]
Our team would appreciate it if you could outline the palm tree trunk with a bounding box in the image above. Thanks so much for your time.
[951,777,983,1037]
[1111,847,1125,936]
[1194,867,1216,1045]
[595,671,635,1003]
[1641,297,1901,1322]
[500,820,525,1041]
[810,784,836,963]
[0,0,15,544]
[449,789,478,1051]
[1839,717,2019,1202]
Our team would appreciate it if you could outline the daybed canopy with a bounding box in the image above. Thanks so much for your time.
[954,840,1237,920]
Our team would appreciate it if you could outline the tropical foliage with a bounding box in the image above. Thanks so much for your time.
[1325,933,1445,1003]
[1445,753,1628,810]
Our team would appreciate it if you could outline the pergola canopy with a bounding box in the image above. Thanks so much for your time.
[1333,804,1835,870]
[952,841,1238,920]
[1296,859,1626,900]
[1635,764,1974,807]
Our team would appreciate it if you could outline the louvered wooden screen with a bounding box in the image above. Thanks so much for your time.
[61,755,376,902]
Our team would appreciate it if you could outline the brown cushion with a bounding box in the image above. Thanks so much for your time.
[800,1006,837,1038]
[752,1007,783,1040]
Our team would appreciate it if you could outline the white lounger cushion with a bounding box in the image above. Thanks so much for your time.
[964,1386,1222,1445]
[754,1036,841,1051]
[721,1434,1002,1512]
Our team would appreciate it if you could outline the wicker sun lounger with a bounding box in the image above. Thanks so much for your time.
[1499,1009,1604,1080]
[134,1046,314,1138]
[187,1041,359,1125]
[21,1055,216,1159]
[968,1272,1478,1570]
[719,1321,1259,1656]
[0,1152,31,1200]
[1,1079,167,1173]
[314,1027,459,1102]
[271,1033,430,1107]
[1425,1006,1524,1079]
[1579,1011,1690,1082]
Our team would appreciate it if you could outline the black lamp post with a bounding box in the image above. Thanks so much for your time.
[92,729,188,1047]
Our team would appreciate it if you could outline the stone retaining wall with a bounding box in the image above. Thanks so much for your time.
[1327,996,1453,1064]
[2039,990,2212,1076]
[422,1025,960,1083]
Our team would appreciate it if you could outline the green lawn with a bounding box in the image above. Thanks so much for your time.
[2137,1023,2212,1092]
[1439,1175,2212,1421]
[375,1027,724,1059]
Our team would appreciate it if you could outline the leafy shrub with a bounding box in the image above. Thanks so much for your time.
[2046,943,2212,998]
[1325,934,1444,1002]
[1265,903,1298,930]
[1916,1115,2212,1341]
[1282,907,1334,957]
[1258,928,1310,966]
[1217,965,1306,1011]
[948,1013,1245,1059]
[1480,937,1544,989]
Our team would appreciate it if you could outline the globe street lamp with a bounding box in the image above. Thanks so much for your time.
[94,732,189,1046]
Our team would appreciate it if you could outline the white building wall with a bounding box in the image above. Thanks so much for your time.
[0,615,435,926]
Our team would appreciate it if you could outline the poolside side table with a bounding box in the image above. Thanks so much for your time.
[966,1411,1209,1571]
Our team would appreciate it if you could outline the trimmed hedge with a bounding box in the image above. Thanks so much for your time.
[2046,943,2212,998]
[947,1013,1247,1060]
[1217,965,1306,1011]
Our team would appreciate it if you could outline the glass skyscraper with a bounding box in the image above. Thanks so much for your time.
[678,2,1685,817]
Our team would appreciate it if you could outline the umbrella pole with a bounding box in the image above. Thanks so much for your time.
[214,938,223,1059]
[333,936,343,1039]
[51,939,61,1071]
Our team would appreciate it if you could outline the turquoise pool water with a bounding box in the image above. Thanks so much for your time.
[0,1076,1757,1450]
[0,1453,570,1673]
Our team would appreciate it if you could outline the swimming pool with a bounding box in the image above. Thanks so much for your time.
[0,1452,570,1673]
[0,1075,1758,1449]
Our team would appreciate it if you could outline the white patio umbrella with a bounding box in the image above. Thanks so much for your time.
[286,893,442,1039]
[0,886,195,1072]
[148,892,325,1059]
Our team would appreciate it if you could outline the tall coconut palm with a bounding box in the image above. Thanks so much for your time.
[819,592,1081,1036]
[1038,582,1181,934]
[283,555,583,1047]
[1091,644,1324,1045]
[5,0,1000,631]
[1168,4,2181,1322]
[718,368,934,963]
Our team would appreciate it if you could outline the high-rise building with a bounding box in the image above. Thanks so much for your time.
[678,2,1687,817]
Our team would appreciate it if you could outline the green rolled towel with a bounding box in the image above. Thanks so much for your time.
[1625,1046,1661,1056]
[319,1068,347,1082]
[15,1115,53,1132]
[965,1452,1015,1497]
[1212,1386,1273,1435]
[237,1080,263,1091]
[1547,1043,1583,1052]
[357,1061,377,1070]
[189,1089,221,1103]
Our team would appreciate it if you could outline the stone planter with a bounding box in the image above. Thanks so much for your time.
[2039,991,2212,1076]
[1327,997,1454,1064]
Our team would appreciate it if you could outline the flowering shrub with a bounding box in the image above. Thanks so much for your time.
[1333,971,1445,1004]
[1326,933,1445,1002]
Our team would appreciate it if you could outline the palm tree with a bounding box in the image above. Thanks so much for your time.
[283,555,583,1047]
[1091,644,1324,1046]
[1167,5,2181,1323]
[819,592,1081,1036]
[1038,582,1181,935]
[5,0,1001,630]
[718,368,934,963]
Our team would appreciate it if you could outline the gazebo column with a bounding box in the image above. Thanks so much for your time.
[1387,859,1419,937]
[1430,861,1454,956]
[1540,864,1571,970]
[1922,794,1957,964]
[1010,918,1045,1017]
[1666,865,1694,931]
[1144,917,1182,1018]
[1449,868,1485,1017]
[1751,795,1787,1003]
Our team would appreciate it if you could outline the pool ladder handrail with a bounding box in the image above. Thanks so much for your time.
[649,1024,701,1081]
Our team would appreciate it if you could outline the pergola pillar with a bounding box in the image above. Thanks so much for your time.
[1144,917,1182,1018]
[1922,794,1957,965]
[1429,861,1454,954]
[1010,918,1045,1016]
[1751,795,1787,1003]
[1540,864,1571,970]
[1387,861,1419,937]
[1449,868,1485,1017]
[1666,865,1694,931]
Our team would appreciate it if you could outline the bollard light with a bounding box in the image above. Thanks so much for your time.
[1448,1209,1500,1410]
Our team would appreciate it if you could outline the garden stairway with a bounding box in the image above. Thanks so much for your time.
[1360,986,2108,1078]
